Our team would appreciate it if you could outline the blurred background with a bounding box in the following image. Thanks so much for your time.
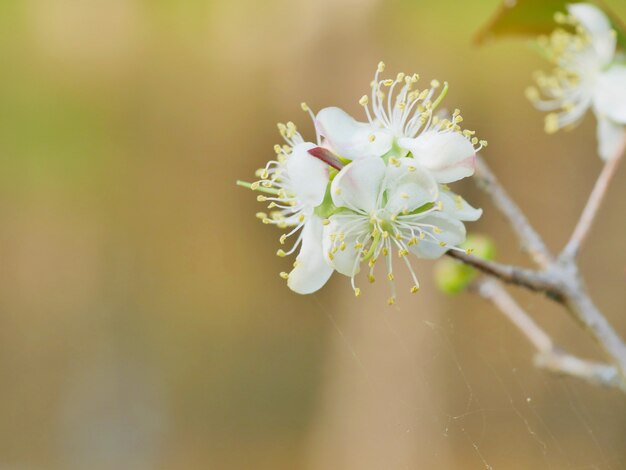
[0,0,625,468]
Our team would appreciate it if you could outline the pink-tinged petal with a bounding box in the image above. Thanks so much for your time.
[409,213,466,259]
[596,117,626,161]
[385,159,439,214]
[568,3,616,65]
[331,157,386,213]
[287,217,333,294]
[322,217,364,277]
[438,188,482,222]
[398,131,476,183]
[285,142,330,207]
[316,107,393,160]
[593,66,626,124]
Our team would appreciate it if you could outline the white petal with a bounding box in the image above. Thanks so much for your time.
[316,107,393,160]
[331,157,386,213]
[568,3,616,64]
[593,65,626,124]
[409,213,466,259]
[398,131,476,183]
[438,188,482,221]
[596,117,626,161]
[385,159,439,214]
[322,217,364,277]
[287,217,334,294]
[285,142,330,207]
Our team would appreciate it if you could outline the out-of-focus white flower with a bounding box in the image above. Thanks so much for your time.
[527,3,626,160]
[315,62,486,182]
[248,117,334,294]
[322,156,477,304]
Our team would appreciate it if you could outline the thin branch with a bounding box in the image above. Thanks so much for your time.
[447,251,562,300]
[474,155,553,268]
[477,278,626,391]
[561,132,626,261]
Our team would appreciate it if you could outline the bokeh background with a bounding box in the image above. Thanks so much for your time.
[1,0,626,468]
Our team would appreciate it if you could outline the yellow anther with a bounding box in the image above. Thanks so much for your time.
[387,296,395,306]
[395,232,403,240]
[354,288,361,297]
[465,248,474,255]
[322,219,330,226]
[368,274,376,283]
[262,218,271,224]
[439,241,447,247]
[340,242,346,251]
[407,165,416,172]
[388,156,400,167]
[279,272,289,280]
[410,285,419,294]
[279,234,287,244]
[261,181,273,188]
[354,242,363,249]
[250,182,260,190]
[554,11,567,24]
[479,140,488,148]
[274,144,282,154]
[471,137,479,145]
[382,231,389,239]
[525,86,540,101]
[545,113,559,134]
[388,272,394,281]
[276,249,286,257]
[382,247,388,256]
[368,134,376,142]
[298,214,305,222]
[256,212,268,219]
[408,237,418,246]
[396,72,405,82]
[300,102,309,112]
[335,187,342,195]
[433,226,442,234]
[419,232,425,240]
[368,257,377,268]
[359,95,369,106]
[267,202,277,209]
[377,61,386,73]
[430,79,440,88]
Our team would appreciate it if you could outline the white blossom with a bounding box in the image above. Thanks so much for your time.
[315,62,486,182]
[249,117,333,294]
[527,3,626,160]
[322,156,480,304]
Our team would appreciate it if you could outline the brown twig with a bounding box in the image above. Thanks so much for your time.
[477,279,626,391]
[446,251,562,300]
[561,132,626,261]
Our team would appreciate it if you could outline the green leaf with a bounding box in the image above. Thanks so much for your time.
[475,0,626,51]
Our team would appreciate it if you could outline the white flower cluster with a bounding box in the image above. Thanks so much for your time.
[241,63,486,304]
[527,3,626,160]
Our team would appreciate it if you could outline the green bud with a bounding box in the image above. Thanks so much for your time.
[434,234,496,295]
